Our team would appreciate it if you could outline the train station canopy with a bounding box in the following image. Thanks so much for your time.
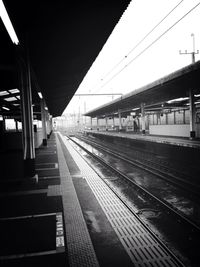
[85,60,200,118]
[0,0,131,118]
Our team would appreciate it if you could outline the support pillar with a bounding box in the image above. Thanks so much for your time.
[189,89,196,138]
[141,103,146,134]
[166,113,168,125]
[113,116,115,128]
[41,99,47,145]
[19,50,36,178]
[183,109,186,124]
[2,117,6,131]
[105,117,108,131]
[90,117,92,130]
[174,111,176,124]
[49,115,53,134]
[15,119,18,131]
[97,117,99,131]
[0,117,5,149]
[46,112,51,138]
[118,110,122,131]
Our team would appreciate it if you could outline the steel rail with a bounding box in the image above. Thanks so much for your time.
[66,135,185,267]
[69,135,200,232]
[77,135,200,199]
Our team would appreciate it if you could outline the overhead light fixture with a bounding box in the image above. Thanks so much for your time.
[2,106,10,110]
[0,90,9,96]
[167,97,189,104]
[0,0,19,45]
[9,88,19,94]
[45,107,48,110]
[4,96,17,102]
[38,92,43,99]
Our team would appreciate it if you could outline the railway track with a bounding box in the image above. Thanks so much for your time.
[69,135,200,229]
[75,134,200,200]
[63,135,185,267]
[67,134,200,266]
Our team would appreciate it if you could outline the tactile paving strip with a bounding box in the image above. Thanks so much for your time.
[60,134,181,267]
[55,133,99,267]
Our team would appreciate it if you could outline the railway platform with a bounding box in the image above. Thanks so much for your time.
[0,131,184,266]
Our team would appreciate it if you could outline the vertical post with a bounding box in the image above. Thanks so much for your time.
[46,112,50,138]
[3,117,6,131]
[84,101,86,126]
[118,110,122,131]
[179,33,198,139]
[189,34,196,138]
[157,113,161,125]
[113,116,115,128]
[0,117,5,149]
[166,113,168,125]
[49,115,53,133]
[191,33,196,64]
[105,116,108,131]
[189,89,196,138]
[141,103,146,134]
[97,117,99,130]
[174,111,176,124]
[90,117,92,130]
[15,119,18,131]
[183,109,186,124]
[18,48,36,178]
[41,99,47,145]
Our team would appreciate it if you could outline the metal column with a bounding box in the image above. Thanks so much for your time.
[18,49,36,178]
[141,103,146,134]
[189,89,196,138]
[113,116,115,127]
[90,117,93,130]
[41,99,47,145]
[46,112,51,138]
[97,117,99,131]
[105,116,108,131]
[15,119,19,131]
[49,115,53,134]
[118,110,122,131]
[179,33,198,138]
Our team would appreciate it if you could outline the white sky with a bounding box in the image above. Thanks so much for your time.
[63,0,200,115]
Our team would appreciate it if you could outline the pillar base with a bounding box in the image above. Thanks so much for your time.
[24,158,36,178]
[43,138,47,146]
[190,131,196,139]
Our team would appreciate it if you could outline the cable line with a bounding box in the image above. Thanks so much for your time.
[99,1,200,90]
[101,0,184,81]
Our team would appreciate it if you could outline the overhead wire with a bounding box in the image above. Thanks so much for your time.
[101,0,184,82]
[98,1,200,90]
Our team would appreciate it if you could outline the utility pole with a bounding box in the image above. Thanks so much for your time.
[179,33,199,63]
[179,34,199,138]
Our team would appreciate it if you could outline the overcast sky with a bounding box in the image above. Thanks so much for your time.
[63,0,200,115]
